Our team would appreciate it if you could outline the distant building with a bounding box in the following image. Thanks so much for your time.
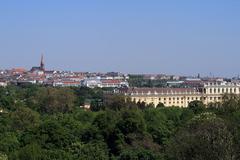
[0,81,7,87]
[81,78,102,88]
[11,68,26,75]
[30,54,45,75]
[53,81,81,87]
[126,81,240,107]
[101,79,129,88]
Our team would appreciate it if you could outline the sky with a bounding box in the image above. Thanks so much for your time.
[0,0,240,77]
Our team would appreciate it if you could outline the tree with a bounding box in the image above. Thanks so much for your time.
[39,87,76,114]
[167,112,235,160]
[93,111,119,139]
[10,107,40,131]
[118,148,162,160]
[68,142,109,160]
[156,102,165,108]
[37,120,72,149]
[147,103,155,108]
[220,94,240,114]
[103,95,126,111]
[0,153,8,160]
[0,132,20,154]
[188,100,205,114]
[137,101,147,110]
[116,110,146,135]
[17,143,42,160]
[144,108,173,145]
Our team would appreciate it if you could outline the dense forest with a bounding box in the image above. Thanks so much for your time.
[0,85,240,160]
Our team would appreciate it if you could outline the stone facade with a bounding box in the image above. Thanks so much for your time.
[126,81,240,107]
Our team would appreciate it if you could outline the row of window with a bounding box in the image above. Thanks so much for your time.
[134,96,222,103]
[158,97,200,101]
[207,88,238,94]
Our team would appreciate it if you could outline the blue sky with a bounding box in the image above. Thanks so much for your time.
[0,0,240,77]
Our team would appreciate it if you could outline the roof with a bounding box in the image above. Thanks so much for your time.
[101,79,122,84]
[127,87,200,94]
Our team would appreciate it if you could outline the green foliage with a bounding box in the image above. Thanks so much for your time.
[68,142,109,160]
[128,75,167,88]
[0,153,8,160]
[17,143,42,160]
[39,87,76,114]
[1,85,240,159]
[156,102,165,108]
[188,100,205,114]
[144,108,173,145]
[10,107,40,131]
[118,148,162,160]
[0,132,20,154]
[116,110,146,135]
[166,112,235,160]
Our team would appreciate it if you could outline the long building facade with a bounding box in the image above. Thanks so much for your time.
[125,81,240,107]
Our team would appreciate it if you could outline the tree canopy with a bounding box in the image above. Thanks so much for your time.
[0,85,240,159]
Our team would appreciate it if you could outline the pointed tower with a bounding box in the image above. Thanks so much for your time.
[40,54,45,71]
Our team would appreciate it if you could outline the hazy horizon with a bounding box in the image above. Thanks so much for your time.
[0,1,240,77]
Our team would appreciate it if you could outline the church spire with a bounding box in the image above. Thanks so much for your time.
[40,54,45,71]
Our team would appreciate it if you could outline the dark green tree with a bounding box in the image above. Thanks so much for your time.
[188,100,205,114]
[166,112,235,160]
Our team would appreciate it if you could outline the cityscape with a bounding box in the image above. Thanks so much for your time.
[1,55,240,109]
[1,1,240,160]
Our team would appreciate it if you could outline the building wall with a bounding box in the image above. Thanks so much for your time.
[131,94,203,108]
[128,83,240,108]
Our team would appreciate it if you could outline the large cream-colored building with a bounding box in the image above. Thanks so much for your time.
[126,81,240,107]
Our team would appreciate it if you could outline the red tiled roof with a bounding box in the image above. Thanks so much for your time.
[12,68,26,73]
[62,81,80,84]
[101,79,122,84]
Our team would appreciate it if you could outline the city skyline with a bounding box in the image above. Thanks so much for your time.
[0,54,238,78]
[0,1,240,77]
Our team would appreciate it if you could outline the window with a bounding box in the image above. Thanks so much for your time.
[234,88,236,93]
[177,97,179,100]
[210,97,212,100]
[210,89,212,93]
[169,98,171,100]
[159,98,161,101]
[222,88,224,93]
[214,89,216,93]
[164,98,166,100]
[218,88,220,93]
